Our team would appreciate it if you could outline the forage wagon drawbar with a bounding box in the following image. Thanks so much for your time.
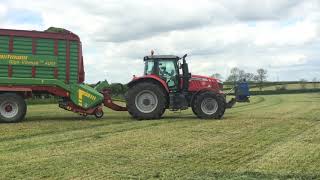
[0,27,249,123]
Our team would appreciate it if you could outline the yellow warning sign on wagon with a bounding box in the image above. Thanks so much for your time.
[0,53,58,67]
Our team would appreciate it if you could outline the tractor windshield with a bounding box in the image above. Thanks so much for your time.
[143,58,179,90]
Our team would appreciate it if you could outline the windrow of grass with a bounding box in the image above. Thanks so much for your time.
[0,93,320,179]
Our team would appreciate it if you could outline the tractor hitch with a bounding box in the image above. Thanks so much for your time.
[101,89,127,111]
[226,98,237,109]
[225,96,250,109]
[93,80,127,111]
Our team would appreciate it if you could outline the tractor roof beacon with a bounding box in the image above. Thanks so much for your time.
[126,53,242,120]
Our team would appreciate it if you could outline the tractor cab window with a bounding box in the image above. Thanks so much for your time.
[144,61,155,75]
[158,60,178,89]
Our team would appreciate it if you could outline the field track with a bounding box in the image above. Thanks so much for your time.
[0,93,320,179]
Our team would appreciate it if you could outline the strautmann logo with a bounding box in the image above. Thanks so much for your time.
[0,53,58,67]
[0,54,28,60]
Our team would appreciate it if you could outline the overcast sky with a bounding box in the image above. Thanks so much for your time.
[0,0,320,83]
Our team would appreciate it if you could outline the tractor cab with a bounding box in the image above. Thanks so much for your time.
[143,54,190,92]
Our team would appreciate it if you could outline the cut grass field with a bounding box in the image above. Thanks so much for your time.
[224,82,320,91]
[1,93,320,179]
[250,83,319,91]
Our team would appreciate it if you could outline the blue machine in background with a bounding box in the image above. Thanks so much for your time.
[226,80,250,108]
[235,81,250,102]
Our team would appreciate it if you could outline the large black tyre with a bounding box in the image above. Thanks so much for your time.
[126,82,167,120]
[192,91,226,119]
[0,93,27,123]
[191,105,198,116]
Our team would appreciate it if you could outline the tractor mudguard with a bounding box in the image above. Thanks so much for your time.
[127,75,169,93]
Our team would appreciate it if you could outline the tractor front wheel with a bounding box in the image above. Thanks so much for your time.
[126,82,167,120]
[192,92,226,119]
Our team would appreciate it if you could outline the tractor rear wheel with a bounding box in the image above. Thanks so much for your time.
[192,91,226,119]
[126,82,167,120]
[0,93,27,123]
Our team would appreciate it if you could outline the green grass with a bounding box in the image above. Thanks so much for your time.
[250,83,318,91]
[1,93,320,179]
[224,82,320,91]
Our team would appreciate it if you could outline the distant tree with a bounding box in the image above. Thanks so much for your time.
[226,67,246,82]
[312,77,318,89]
[299,79,308,89]
[226,68,239,82]
[239,69,246,80]
[253,75,259,82]
[244,73,255,82]
[210,73,223,80]
[256,68,268,91]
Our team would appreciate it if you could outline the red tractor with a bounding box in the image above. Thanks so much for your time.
[126,54,237,120]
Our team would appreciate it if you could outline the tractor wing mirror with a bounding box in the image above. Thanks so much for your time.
[182,54,187,59]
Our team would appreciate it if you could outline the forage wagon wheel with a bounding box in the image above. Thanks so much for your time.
[192,91,226,119]
[94,109,104,119]
[0,93,27,123]
[126,82,167,120]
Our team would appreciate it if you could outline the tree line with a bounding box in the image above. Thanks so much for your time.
[212,67,268,90]
[212,68,320,91]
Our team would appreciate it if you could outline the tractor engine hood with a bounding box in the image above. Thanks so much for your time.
[190,75,215,81]
[189,75,223,92]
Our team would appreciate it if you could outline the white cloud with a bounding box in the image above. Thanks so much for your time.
[0,3,7,22]
[253,20,318,46]
[269,54,307,67]
[1,0,320,82]
[0,4,6,15]
[220,0,302,21]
